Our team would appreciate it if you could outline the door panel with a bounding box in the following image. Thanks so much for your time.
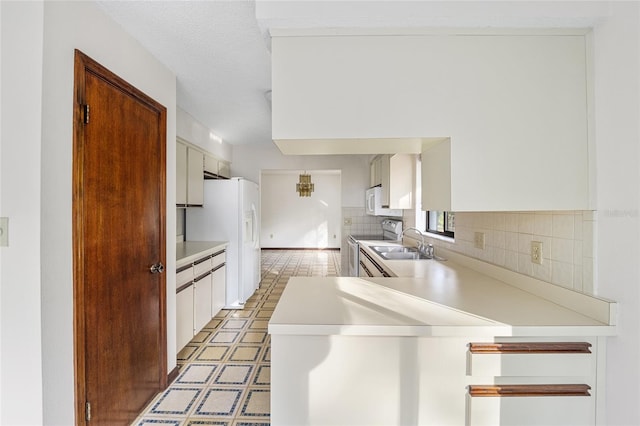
[73,50,167,425]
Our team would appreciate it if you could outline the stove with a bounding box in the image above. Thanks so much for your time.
[347,219,403,277]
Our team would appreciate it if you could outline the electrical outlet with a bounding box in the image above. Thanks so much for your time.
[474,232,485,249]
[531,241,543,264]
[343,217,352,226]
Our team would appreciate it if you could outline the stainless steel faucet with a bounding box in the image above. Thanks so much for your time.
[401,227,427,254]
[401,227,436,258]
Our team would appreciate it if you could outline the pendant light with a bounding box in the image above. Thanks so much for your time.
[296,172,314,197]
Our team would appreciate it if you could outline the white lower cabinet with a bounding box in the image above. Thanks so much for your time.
[465,338,597,426]
[175,285,194,351]
[194,272,213,333]
[211,263,227,316]
[358,247,391,277]
[176,248,226,352]
[271,335,600,426]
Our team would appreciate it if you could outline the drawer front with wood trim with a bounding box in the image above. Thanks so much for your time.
[465,339,598,426]
[468,342,594,377]
[211,250,226,268]
[176,264,193,288]
[193,254,213,276]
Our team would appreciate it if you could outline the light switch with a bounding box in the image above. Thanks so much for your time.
[0,217,8,247]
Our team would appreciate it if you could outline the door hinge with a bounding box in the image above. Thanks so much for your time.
[85,401,91,422]
[83,104,90,125]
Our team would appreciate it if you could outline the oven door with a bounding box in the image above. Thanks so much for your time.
[347,237,360,277]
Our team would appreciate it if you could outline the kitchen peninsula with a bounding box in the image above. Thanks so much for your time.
[268,246,616,426]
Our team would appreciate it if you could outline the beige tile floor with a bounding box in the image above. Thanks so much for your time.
[132,249,341,426]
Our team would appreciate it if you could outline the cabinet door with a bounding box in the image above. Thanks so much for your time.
[218,161,231,179]
[389,154,414,209]
[212,263,226,316]
[421,139,452,211]
[370,155,382,188]
[187,147,204,205]
[176,142,187,205]
[379,154,391,207]
[204,154,218,176]
[194,272,213,333]
[176,285,194,351]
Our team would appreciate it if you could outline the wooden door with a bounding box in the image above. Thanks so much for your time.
[73,50,167,425]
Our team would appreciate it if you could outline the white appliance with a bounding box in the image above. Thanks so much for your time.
[186,177,260,308]
[365,187,402,217]
[347,219,403,277]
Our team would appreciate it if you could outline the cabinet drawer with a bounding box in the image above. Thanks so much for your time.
[211,250,226,268]
[468,342,593,377]
[466,386,594,426]
[177,267,193,287]
[193,255,213,276]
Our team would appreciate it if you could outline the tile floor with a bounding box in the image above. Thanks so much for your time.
[132,249,341,426]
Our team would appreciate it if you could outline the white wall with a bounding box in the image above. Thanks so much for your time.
[591,3,640,424]
[261,171,341,248]
[37,2,177,424]
[233,143,369,207]
[0,2,44,424]
[272,30,591,212]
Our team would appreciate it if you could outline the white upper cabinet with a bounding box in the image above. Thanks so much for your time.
[176,142,188,205]
[371,154,414,209]
[187,146,204,206]
[177,139,205,206]
[272,30,592,211]
[204,154,232,179]
[204,154,218,177]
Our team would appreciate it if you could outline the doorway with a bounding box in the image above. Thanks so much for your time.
[72,50,167,425]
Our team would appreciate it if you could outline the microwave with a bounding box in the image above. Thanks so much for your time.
[365,187,402,217]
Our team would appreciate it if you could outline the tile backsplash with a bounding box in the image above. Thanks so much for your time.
[421,211,596,294]
[341,207,398,272]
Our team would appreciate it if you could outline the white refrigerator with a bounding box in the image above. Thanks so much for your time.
[186,177,260,308]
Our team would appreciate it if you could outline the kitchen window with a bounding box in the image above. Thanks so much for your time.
[426,211,455,238]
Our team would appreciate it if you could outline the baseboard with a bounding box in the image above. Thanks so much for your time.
[167,366,180,385]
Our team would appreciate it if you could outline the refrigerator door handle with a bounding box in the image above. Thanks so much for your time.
[251,205,259,248]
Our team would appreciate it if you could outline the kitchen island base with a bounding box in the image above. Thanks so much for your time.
[269,271,614,426]
[271,334,600,426]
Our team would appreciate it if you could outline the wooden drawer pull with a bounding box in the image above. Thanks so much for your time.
[469,384,591,397]
[469,342,592,354]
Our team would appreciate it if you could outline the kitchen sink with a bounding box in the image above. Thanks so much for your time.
[369,245,445,261]
[369,246,418,254]
[378,251,424,260]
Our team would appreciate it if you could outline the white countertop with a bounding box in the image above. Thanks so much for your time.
[269,242,616,337]
[176,241,228,266]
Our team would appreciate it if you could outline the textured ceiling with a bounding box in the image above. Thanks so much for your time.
[96,1,608,147]
[97,0,272,146]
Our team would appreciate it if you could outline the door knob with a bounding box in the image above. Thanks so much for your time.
[150,263,165,274]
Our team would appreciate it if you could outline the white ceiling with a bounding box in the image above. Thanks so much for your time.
[96,1,609,148]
